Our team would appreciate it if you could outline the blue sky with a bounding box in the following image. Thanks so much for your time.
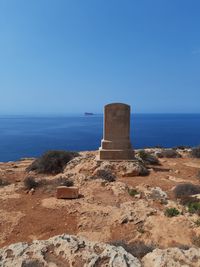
[0,0,200,114]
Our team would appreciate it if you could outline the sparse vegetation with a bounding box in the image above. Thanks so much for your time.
[173,145,191,150]
[128,188,139,197]
[137,224,145,234]
[137,150,159,165]
[190,146,200,158]
[22,259,44,267]
[156,148,181,158]
[187,202,200,215]
[196,171,200,181]
[194,218,200,227]
[27,150,79,174]
[0,178,10,187]
[56,177,74,187]
[164,208,180,217]
[174,183,200,199]
[154,145,163,148]
[177,244,190,250]
[192,235,200,247]
[24,176,39,190]
[110,240,155,259]
[137,150,148,159]
[92,169,116,182]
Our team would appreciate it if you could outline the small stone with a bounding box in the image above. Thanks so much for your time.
[28,188,35,195]
[135,194,141,199]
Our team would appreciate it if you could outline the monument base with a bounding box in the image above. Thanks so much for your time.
[98,148,135,161]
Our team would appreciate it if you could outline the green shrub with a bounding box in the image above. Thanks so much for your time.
[174,183,200,199]
[191,146,200,158]
[138,150,148,159]
[128,188,139,197]
[27,150,79,174]
[24,176,39,190]
[194,218,200,227]
[187,202,200,215]
[164,208,180,217]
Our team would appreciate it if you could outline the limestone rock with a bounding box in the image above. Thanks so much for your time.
[121,162,149,177]
[147,187,168,201]
[119,200,156,224]
[0,234,141,267]
[108,181,128,196]
[155,149,181,158]
[142,247,200,267]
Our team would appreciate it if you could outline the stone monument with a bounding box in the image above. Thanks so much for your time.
[99,103,134,160]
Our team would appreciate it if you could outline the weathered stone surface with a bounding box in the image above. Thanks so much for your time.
[147,187,168,201]
[119,200,157,224]
[155,149,181,158]
[99,103,134,160]
[142,247,200,267]
[56,186,79,199]
[0,234,141,267]
[121,161,149,177]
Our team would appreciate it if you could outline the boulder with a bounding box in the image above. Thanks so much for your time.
[155,149,181,158]
[142,247,200,267]
[121,162,149,177]
[148,187,168,201]
[119,200,157,224]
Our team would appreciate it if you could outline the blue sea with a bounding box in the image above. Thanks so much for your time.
[0,114,200,162]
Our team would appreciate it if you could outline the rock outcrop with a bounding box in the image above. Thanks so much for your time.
[142,247,200,267]
[0,234,141,267]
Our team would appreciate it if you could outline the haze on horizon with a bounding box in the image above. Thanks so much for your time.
[0,0,200,115]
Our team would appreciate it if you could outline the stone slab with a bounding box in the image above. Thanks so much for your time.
[56,186,79,199]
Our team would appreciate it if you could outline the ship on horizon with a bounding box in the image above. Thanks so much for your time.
[84,112,94,116]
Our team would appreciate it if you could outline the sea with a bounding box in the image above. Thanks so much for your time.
[0,114,200,162]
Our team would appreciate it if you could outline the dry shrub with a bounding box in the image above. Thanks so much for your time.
[191,146,200,158]
[137,150,159,165]
[92,169,116,182]
[24,176,39,190]
[56,177,74,187]
[174,183,200,199]
[0,178,10,187]
[27,150,79,174]
[110,240,155,259]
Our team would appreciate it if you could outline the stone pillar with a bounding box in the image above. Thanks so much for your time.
[99,103,134,160]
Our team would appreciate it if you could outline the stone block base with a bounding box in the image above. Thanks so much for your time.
[56,186,79,199]
[99,149,135,160]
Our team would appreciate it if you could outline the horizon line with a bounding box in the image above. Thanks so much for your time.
[0,112,200,117]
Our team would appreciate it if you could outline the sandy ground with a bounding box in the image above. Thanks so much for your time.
[0,150,200,250]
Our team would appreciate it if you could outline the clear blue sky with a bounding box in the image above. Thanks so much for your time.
[0,0,200,114]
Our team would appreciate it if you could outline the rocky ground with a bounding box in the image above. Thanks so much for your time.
[0,148,200,266]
